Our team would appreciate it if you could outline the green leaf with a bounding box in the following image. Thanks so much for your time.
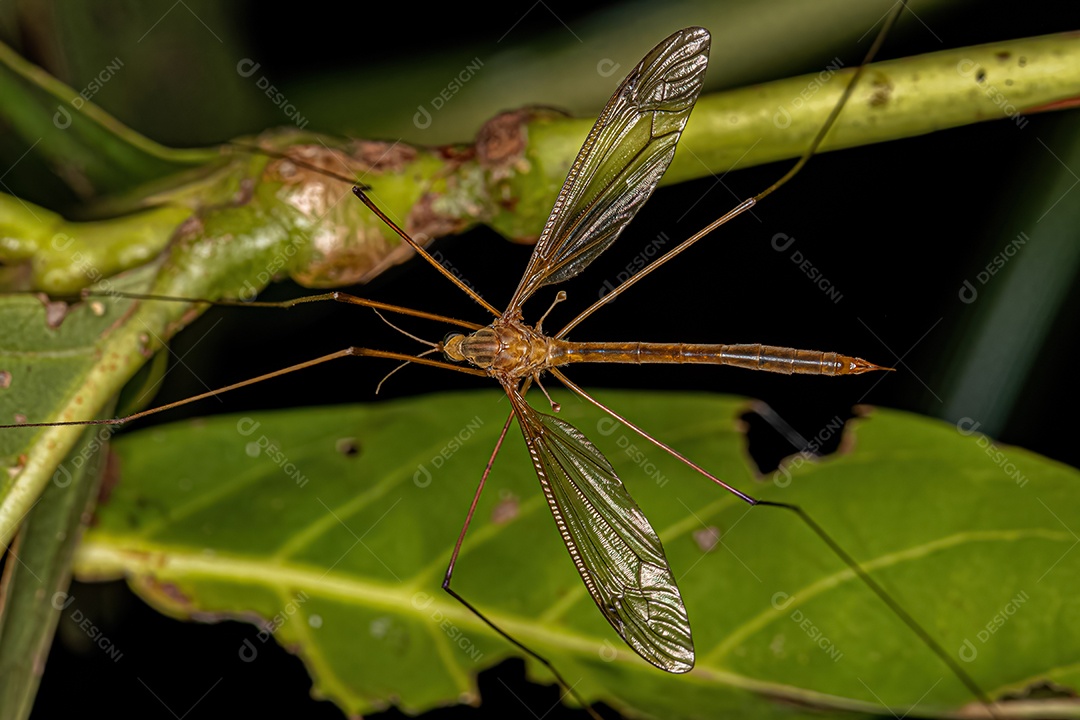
[0,408,109,720]
[73,391,1080,718]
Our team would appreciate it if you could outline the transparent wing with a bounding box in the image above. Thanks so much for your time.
[504,27,710,317]
[506,387,694,672]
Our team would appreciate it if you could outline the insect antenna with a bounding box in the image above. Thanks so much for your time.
[371,308,439,349]
[368,308,443,394]
[375,349,440,395]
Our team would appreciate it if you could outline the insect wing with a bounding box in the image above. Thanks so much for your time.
[504,27,710,316]
[508,390,694,672]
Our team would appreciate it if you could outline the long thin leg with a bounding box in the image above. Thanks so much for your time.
[550,369,756,504]
[84,290,483,330]
[350,187,502,319]
[228,141,500,318]
[551,368,995,713]
[441,409,603,720]
[1,347,485,430]
[746,400,814,455]
[757,500,995,710]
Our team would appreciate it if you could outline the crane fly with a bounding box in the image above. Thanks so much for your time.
[3,3,1003,716]
[389,26,888,675]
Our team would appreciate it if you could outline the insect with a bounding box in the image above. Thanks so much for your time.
[3,4,1076,719]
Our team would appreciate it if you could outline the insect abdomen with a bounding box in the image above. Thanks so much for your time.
[553,341,885,376]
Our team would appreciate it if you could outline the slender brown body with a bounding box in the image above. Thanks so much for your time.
[442,319,885,379]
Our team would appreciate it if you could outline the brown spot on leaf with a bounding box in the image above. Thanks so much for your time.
[693,526,722,552]
[0,370,10,389]
[491,493,519,524]
[141,578,194,609]
[336,437,360,457]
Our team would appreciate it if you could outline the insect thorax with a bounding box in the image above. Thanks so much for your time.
[447,322,555,378]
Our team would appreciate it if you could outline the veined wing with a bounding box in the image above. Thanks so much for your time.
[504,27,710,317]
[505,385,694,672]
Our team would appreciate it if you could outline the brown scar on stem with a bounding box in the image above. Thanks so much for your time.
[348,139,417,172]
[35,293,70,329]
[176,214,204,238]
[476,108,534,169]
[101,297,141,338]
[96,449,120,507]
[476,108,565,245]
[268,141,417,184]
[6,455,27,478]
[868,73,893,107]
[408,191,468,240]
[137,333,154,359]
[233,177,256,205]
